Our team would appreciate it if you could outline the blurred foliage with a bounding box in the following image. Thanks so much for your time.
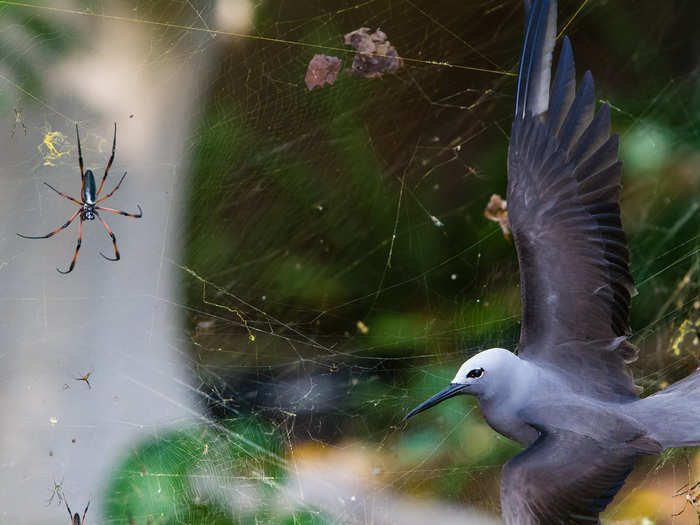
[103,416,328,524]
[0,4,76,116]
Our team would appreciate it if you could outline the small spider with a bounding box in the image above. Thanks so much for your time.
[11,108,28,137]
[671,456,700,519]
[672,480,700,518]
[64,494,90,525]
[18,123,142,274]
[46,478,64,506]
[74,371,91,389]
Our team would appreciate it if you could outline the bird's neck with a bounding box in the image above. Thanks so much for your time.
[476,358,539,445]
[478,396,538,446]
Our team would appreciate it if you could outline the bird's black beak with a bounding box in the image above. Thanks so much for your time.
[403,383,467,421]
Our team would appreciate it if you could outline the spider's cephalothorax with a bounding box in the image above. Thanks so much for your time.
[17,123,143,274]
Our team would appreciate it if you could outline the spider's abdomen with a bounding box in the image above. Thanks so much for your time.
[82,169,97,205]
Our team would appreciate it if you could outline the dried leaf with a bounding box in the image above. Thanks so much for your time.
[484,193,511,239]
[305,54,343,91]
[344,27,402,78]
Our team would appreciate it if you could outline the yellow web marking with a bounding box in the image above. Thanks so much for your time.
[557,0,592,39]
[0,0,515,77]
[37,125,71,166]
[180,265,256,342]
[670,316,700,357]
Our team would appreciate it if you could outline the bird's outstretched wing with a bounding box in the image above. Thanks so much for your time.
[508,0,638,399]
[501,425,658,524]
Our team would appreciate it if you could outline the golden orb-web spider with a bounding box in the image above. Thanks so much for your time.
[18,123,142,274]
[64,494,90,525]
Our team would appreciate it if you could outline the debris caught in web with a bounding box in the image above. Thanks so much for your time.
[430,215,444,228]
[195,318,216,336]
[305,54,342,91]
[484,193,511,239]
[356,320,369,334]
[344,28,402,78]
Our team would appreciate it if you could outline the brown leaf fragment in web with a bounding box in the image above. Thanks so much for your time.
[305,54,343,91]
[344,27,403,78]
[484,193,511,240]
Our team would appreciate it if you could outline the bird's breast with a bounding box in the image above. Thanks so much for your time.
[478,399,539,446]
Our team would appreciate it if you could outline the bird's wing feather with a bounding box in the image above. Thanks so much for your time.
[500,426,653,524]
[515,0,557,118]
[508,0,638,399]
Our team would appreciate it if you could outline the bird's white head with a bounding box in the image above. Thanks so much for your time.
[404,347,519,420]
[452,347,518,393]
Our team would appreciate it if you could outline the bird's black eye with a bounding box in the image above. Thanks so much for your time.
[467,368,484,379]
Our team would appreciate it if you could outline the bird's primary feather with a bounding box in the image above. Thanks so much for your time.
[508,0,638,402]
[515,0,557,119]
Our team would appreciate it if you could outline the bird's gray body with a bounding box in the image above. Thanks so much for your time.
[409,345,700,523]
[405,1,700,522]
[469,349,695,451]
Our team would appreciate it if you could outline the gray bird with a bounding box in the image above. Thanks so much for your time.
[404,1,700,523]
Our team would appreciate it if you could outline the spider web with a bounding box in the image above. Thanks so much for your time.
[0,0,698,523]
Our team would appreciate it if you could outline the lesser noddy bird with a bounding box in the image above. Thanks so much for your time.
[405,1,700,523]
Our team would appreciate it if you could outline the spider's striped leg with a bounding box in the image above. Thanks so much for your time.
[63,495,73,521]
[96,171,127,203]
[95,204,142,218]
[97,122,117,196]
[76,124,84,196]
[82,497,90,524]
[44,182,82,205]
[57,218,83,274]
[17,209,80,239]
[96,212,120,261]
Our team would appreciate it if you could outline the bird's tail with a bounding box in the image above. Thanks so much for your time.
[629,370,700,449]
